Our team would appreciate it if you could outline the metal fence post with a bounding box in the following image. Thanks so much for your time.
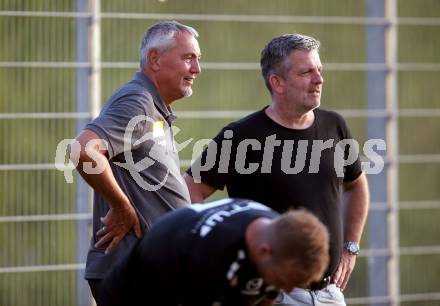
[385,0,400,305]
[90,0,102,119]
[367,0,400,305]
[76,0,101,305]
[75,0,92,305]
[366,0,390,305]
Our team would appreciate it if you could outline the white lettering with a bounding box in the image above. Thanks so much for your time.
[362,139,386,174]
[261,134,281,173]
[334,139,360,178]
[281,140,308,174]
[235,139,261,174]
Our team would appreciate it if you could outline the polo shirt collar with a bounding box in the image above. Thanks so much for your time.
[134,71,177,125]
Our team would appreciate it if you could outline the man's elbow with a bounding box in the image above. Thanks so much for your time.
[70,132,108,175]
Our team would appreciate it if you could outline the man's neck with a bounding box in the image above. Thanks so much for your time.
[142,69,172,106]
[265,103,315,130]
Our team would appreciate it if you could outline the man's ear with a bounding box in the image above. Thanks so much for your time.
[148,49,161,72]
[257,242,273,259]
[269,74,285,95]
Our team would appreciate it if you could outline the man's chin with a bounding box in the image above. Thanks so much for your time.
[182,88,193,98]
[304,101,320,112]
[309,100,321,109]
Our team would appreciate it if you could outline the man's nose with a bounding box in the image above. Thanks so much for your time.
[313,71,323,84]
[191,59,201,74]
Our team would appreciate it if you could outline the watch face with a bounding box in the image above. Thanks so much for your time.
[345,242,359,254]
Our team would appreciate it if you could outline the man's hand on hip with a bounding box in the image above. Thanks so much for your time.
[95,203,142,254]
[332,250,356,290]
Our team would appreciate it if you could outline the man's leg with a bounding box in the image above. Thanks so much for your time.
[275,285,346,306]
[275,289,314,306]
[88,279,102,303]
[314,284,346,306]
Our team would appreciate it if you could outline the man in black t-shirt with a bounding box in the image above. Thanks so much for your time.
[98,198,329,306]
[184,34,369,305]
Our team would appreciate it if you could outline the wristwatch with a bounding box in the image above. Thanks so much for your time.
[343,241,360,255]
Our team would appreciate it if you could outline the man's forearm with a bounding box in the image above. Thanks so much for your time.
[71,129,131,209]
[183,173,216,203]
[74,146,142,252]
[343,173,369,242]
[75,151,131,209]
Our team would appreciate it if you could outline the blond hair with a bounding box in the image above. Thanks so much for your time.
[271,209,329,284]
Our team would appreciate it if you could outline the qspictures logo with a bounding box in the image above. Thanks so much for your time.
[54,115,386,191]
[54,115,191,191]
[189,130,386,183]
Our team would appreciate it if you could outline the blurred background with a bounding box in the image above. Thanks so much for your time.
[1,0,440,305]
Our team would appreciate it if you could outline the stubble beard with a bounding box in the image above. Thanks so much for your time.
[182,87,193,98]
[299,99,320,113]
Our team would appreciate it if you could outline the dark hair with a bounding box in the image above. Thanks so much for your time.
[260,34,320,93]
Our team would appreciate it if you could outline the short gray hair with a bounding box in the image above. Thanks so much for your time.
[260,33,320,93]
[139,21,199,69]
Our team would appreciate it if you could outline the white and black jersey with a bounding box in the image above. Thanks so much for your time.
[99,198,279,306]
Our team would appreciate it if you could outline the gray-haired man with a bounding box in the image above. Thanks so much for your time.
[71,21,201,301]
[184,33,369,305]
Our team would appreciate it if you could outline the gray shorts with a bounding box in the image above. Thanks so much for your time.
[275,284,346,306]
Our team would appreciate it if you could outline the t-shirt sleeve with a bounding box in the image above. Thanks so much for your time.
[338,115,363,183]
[85,94,150,160]
[186,125,237,190]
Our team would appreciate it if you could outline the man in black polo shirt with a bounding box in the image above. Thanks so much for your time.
[98,198,330,306]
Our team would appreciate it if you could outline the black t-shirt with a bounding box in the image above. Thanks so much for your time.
[98,199,279,306]
[187,107,362,276]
